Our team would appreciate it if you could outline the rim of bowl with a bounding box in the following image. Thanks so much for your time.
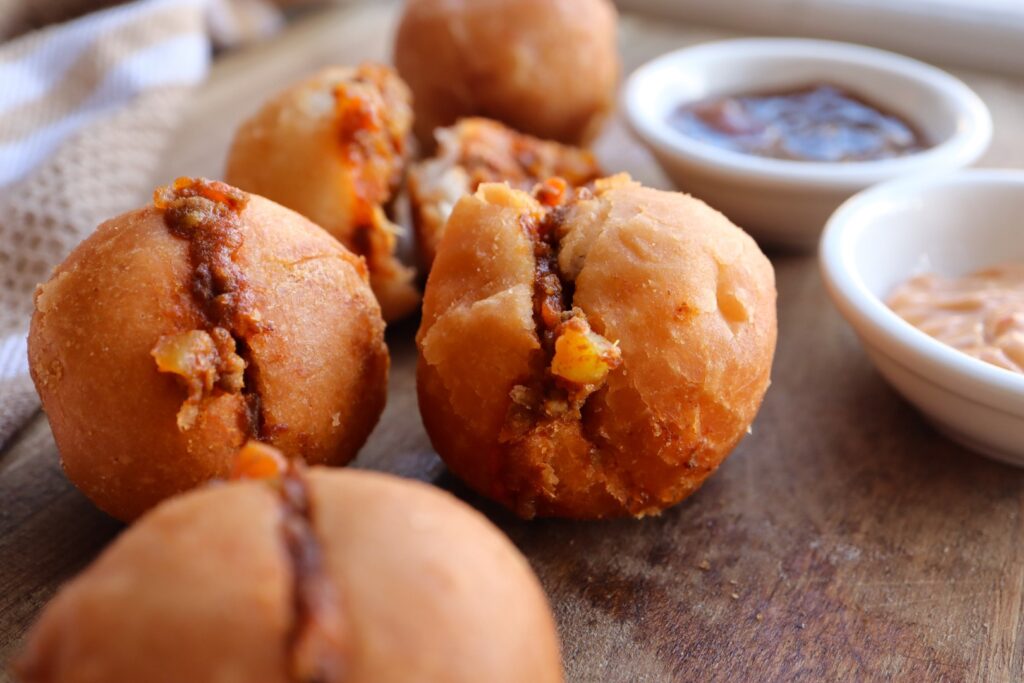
[624,38,993,189]
[819,169,1024,411]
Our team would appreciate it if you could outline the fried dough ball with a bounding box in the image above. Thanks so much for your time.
[225,64,419,321]
[408,117,603,270]
[394,0,619,147]
[28,178,388,521]
[417,175,777,519]
[13,464,563,683]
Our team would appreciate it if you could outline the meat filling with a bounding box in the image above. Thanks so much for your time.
[279,469,349,683]
[230,443,350,683]
[152,177,268,437]
[408,117,603,269]
[334,65,409,288]
[504,179,622,434]
[150,328,245,430]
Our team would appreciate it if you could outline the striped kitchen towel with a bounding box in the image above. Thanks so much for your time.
[0,0,255,447]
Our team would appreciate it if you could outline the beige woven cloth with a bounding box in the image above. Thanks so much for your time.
[0,0,283,447]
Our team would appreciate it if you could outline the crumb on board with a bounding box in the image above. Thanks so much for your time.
[697,559,711,571]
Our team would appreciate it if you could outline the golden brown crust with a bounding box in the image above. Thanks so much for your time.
[28,184,388,521]
[394,0,619,147]
[225,64,419,321]
[12,483,294,683]
[408,117,603,270]
[231,194,389,468]
[417,176,777,518]
[306,469,563,683]
[14,469,563,683]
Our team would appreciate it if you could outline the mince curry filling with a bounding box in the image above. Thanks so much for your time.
[278,464,349,683]
[334,70,404,277]
[504,179,622,434]
[150,177,269,436]
[233,442,350,682]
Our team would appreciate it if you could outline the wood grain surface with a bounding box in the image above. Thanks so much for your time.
[4,3,1024,681]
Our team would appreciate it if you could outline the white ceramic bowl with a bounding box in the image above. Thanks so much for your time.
[820,170,1024,465]
[624,38,992,249]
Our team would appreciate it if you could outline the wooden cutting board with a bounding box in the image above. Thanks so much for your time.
[4,3,1024,681]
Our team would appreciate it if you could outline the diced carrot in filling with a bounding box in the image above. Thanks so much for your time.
[550,316,621,387]
[535,177,568,207]
[231,441,288,481]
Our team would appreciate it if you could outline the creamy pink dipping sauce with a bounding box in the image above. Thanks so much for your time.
[887,263,1024,374]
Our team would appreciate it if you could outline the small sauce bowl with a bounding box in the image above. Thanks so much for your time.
[624,38,992,248]
[820,170,1024,465]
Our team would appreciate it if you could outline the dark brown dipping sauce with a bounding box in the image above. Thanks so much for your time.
[669,83,930,162]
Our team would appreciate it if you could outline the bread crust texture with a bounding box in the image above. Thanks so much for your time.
[29,179,388,521]
[13,468,564,683]
[417,175,777,518]
[226,64,419,321]
[394,0,619,147]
